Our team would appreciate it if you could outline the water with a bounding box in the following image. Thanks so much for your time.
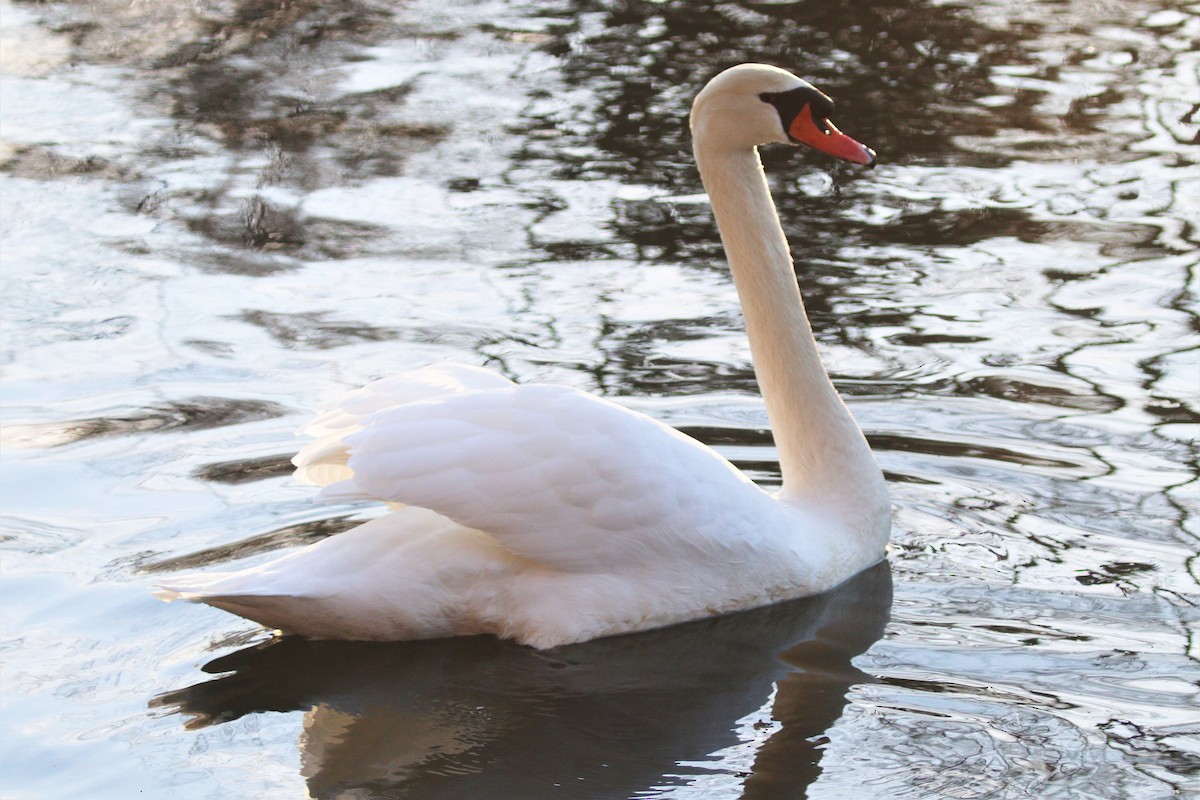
[1,0,1196,797]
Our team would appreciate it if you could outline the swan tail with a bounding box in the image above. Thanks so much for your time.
[152,574,233,602]
[153,509,503,640]
[154,569,333,634]
[156,586,331,636]
[153,571,293,603]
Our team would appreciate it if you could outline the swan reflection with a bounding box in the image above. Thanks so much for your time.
[155,562,891,799]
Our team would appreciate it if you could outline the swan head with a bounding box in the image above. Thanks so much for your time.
[691,64,875,166]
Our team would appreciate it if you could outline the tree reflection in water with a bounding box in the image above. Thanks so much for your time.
[155,563,892,799]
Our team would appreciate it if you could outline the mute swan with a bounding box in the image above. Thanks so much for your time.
[156,64,891,649]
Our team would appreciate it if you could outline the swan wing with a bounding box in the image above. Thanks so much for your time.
[314,382,766,572]
[293,364,515,487]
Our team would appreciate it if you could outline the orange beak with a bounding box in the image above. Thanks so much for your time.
[789,105,876,166]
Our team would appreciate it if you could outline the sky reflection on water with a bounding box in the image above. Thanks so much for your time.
[1,0,1197,797]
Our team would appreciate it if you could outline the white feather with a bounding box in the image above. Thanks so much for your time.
[156,65,892,649]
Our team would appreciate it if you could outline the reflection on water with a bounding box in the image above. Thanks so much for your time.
[154,564,891,799]
[1,0,1197,797]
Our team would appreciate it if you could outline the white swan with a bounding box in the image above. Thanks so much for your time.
[156,64,891,649]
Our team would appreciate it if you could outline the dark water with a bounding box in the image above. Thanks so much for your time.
[1,0,1197,797]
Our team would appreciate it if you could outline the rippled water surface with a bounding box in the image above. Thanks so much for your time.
[2,0,1197,797]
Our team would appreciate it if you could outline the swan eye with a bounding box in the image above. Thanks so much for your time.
[761,85,836,140]
[811,96,836,133]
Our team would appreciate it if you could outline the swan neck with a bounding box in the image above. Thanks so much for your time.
[694,141,886,520]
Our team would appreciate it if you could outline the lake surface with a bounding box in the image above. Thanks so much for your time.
[1,0,1197,797]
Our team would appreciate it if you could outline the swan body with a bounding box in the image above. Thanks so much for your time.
[156,65,891,649]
